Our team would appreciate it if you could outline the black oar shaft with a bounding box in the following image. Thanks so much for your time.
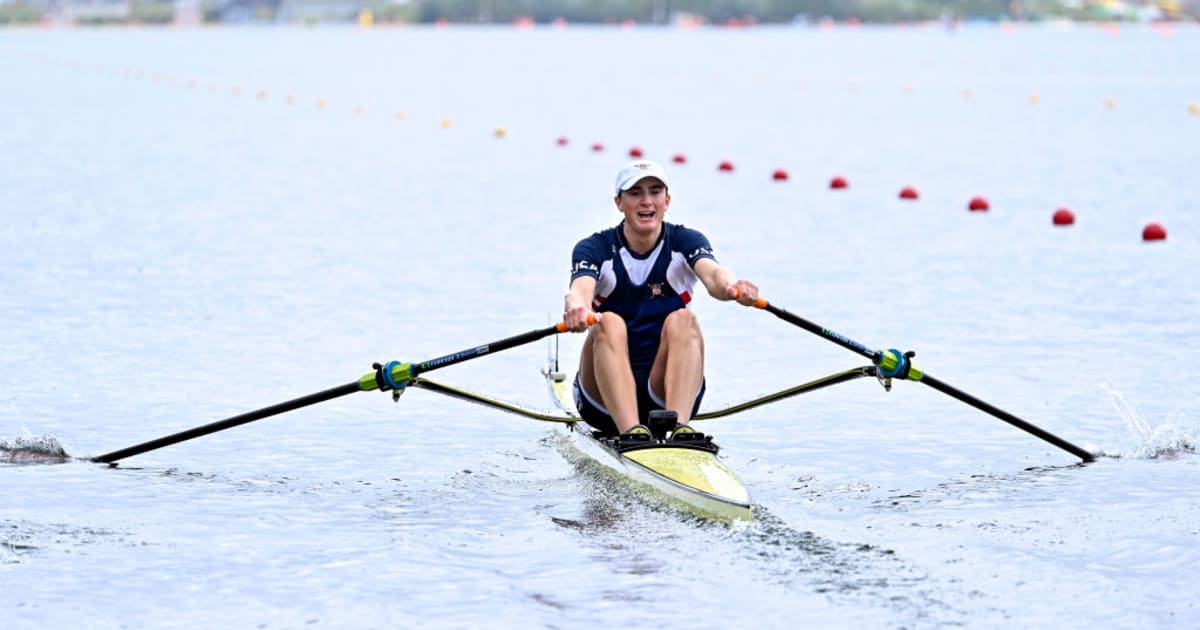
[92,381,362,464]
[410,324,564,377]
[755,299,1094,463]
[93,320,581,464]
[762,303,881,362]
[921,375,1094,462]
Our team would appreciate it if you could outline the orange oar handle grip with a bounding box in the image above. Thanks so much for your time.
[730,287,768,309]
[555,313,597,332]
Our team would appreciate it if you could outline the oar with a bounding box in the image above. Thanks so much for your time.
[92,317,592,464]
[746,297,1095,463]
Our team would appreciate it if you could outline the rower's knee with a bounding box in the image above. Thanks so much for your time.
[592,312,628,345]
[663,309,702,343]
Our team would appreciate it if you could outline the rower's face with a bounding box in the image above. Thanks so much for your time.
[615,177,670,235]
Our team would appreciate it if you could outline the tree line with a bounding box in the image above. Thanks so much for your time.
[2,0,1189,26]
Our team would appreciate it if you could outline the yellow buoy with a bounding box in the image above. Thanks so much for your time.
[440,118,453,129]
[393,111,407,120]
[1189,103,1199,115]
[286,94,296,105]
[494,127,507,138]
[316,99,327,110]
[962,89,973,99]
[186,79,196,89]
[207,82,217,93]
[1029,91,1040,105]
[1104,97,1115,109]
[358,8,373,28]
[256,89,268,100]
[354,104,365,115]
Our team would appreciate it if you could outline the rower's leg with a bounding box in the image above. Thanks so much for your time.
[579,313,641,433]
[649,309,705,424]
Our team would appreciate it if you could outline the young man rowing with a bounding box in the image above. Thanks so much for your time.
[562,160,760,440]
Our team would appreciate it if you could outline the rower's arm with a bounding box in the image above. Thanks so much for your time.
[564,276,597,332]
[694,258,759,305]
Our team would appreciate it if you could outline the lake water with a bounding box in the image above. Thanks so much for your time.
[2,23,1198,628]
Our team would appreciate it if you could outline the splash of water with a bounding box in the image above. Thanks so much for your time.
[0,433,70,464]
[1099,384,1197,459]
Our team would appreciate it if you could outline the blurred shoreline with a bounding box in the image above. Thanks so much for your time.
[3,0,1197,30]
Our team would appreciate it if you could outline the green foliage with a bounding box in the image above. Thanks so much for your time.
[405,0,1048,22]
[370,1,420,22]
[132,1,176,24]
[0,4,43,24]
[3,0,1188,27]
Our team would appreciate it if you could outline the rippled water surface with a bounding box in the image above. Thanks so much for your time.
[2,24,1199,628]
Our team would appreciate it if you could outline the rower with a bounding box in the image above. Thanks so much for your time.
[562,160,760,442]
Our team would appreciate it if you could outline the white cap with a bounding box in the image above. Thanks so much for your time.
[614,160,671,195]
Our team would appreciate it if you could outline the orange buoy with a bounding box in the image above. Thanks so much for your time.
[772,168,789,181]
[591,142,604,152]
[672,153,687,164]
[717,160,735,172]
[556,136,569,147]
[1052,208,1075,226]
[968,196,989,211]
[829,175,848,189]
[1142,222,1167,241]
[899,187,919,200]
[629,146,644,158]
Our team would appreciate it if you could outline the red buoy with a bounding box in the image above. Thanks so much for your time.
[1052,208,1075,226]
[672,153,687,164]
[1142,222,1167,241]
[899,186,919,200]
[555,136,569,147]
[628,146,644,158]
[968,196,989,211]
[772,168,789,181]
[829,176,848,189]
[590,142,604,152]
[718,160,735,172]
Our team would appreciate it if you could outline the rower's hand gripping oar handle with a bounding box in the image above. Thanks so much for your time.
[739,293,1095,463]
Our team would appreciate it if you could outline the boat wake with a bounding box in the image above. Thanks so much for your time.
[1,434,71,465]
[542,431,967,624]
[1097,384,1197,459]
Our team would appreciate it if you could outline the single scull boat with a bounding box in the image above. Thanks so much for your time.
[542,366,752,522]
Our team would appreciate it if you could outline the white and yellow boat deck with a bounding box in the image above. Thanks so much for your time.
[543,369,753,523]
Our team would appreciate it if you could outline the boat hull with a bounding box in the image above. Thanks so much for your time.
[565,426,753,522]
[547,370,752,522]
